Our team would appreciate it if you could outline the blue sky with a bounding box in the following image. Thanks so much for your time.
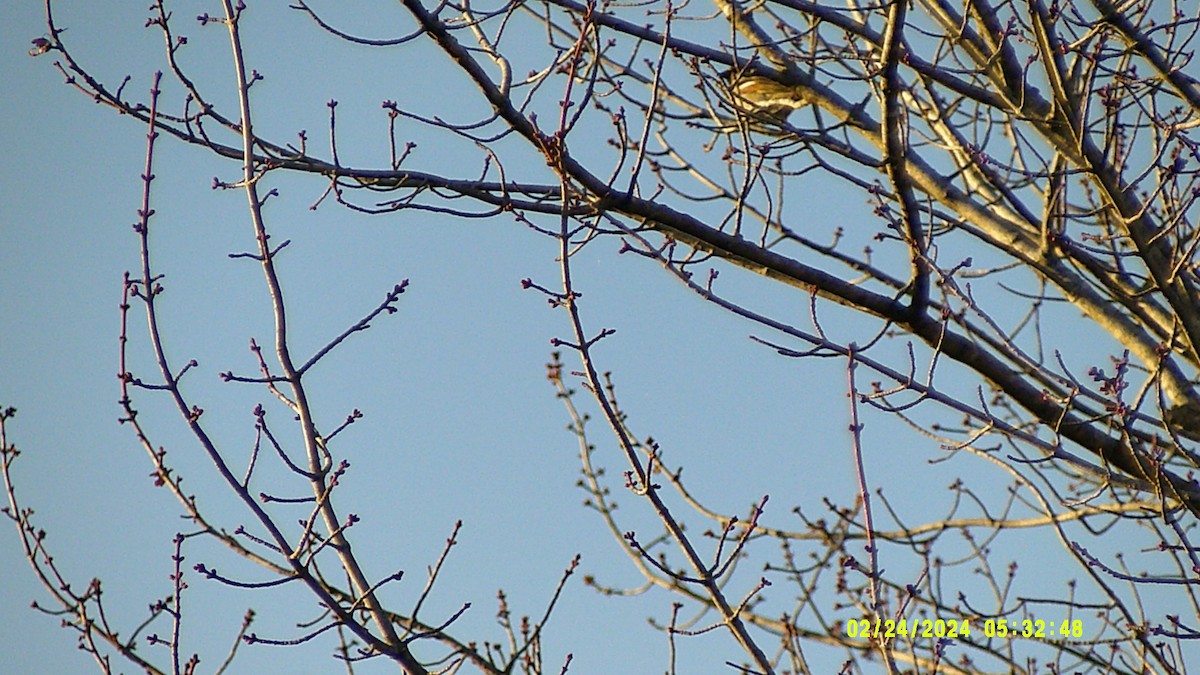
[0,4,854,672]
[4,2,1197,674]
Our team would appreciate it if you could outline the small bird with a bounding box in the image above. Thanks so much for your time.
[721,69,810,121]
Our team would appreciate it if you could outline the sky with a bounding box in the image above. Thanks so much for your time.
[0,4,849,672]
[3,2,1197,675]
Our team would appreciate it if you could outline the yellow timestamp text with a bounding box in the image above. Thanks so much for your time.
[843,618,1086,641]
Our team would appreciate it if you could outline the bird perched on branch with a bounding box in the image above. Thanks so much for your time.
[720,68,810,122]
